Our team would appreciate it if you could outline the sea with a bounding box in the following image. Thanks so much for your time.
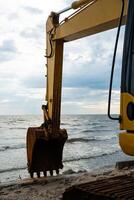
[0,115,133,183]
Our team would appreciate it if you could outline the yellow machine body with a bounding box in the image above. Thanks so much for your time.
[119,93,134,156]
[119,132,134,156]
[120,93,134,131]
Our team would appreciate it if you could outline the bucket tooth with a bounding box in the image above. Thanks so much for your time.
[27,127,68,177]
[30,172,34,178]
[37,172,40,178]
[43,171,47,177]
[56,169,59,175]
[49,170,53,176]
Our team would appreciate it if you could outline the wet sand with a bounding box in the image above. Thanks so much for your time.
[0,168,133,200]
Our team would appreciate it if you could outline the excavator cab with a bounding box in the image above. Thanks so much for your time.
[119,0,134,156]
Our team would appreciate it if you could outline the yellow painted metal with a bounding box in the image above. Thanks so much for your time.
[46,15,64,133]
[120,93,134,156]
[72,0,94,9]
[119,132,134,156]
[120,93,134,131]
[55,0,128,42]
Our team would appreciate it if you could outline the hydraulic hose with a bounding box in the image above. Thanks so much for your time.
[108,0,125,121]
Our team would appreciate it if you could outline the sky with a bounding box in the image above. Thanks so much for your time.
[0,0,125,115]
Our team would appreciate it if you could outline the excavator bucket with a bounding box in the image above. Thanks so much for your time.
[26,127,67,178]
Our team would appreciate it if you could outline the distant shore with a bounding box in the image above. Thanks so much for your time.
[0,167,133,200]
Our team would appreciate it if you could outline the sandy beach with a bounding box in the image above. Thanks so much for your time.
[0,167,133,200]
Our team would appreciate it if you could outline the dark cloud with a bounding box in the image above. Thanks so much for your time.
[63,57,107,89]
[62,26,124,91]
[63,54,122,90]
[63,75,109,90]
[62,88,108,103]
[23,6,43,15]
[0,39,18,62]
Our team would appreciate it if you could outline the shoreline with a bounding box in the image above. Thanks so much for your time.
[0,167,134,200]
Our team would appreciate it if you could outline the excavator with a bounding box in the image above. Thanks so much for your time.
[26,0,134,178]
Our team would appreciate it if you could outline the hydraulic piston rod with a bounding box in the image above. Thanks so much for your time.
[57,0,95,15]
[72,0,96,9]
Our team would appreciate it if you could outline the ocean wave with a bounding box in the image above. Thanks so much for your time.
[0,166,27,174]
[9,127,27,130]
[61,122,70,125]
[87,122,106,126]
[82,129,115,133]
[0,144,25,152]
[67,138,96,143]
[64,150,120,163]
[16,119,26,122]
[67,135,117,143]
[63,169,87,175]
[0,127,27,130]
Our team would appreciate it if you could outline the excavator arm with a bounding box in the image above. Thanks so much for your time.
[45,0,128,134]
[26,0,134,178]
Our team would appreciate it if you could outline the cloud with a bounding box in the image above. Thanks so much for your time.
[0,39,18,62]
[63,75,109,89]
[20,28,40,39]
[22,6,43,15]
[22,75,45,88]
[20,23,44,42]
[0,39,17,52]
[62,27,124,91]
[61,87,120,114]
[0,85,45,115]
[7,13,19,20]
[0,0,125,114]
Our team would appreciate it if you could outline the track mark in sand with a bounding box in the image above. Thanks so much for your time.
[0,191,8,196]
[14,190,21,194]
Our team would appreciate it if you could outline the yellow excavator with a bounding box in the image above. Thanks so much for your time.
[26,0,134,178]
